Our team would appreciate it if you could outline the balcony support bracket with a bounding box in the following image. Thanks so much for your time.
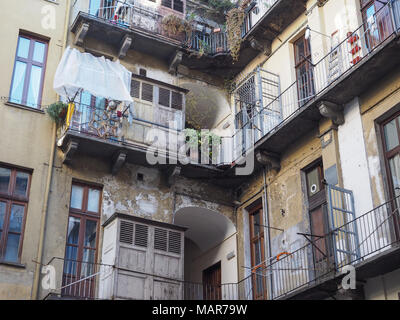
[74,22,90,47]
[111,151,127,175]
[248,36,272,56]
[169,51,183,75]
[118,35,133,60]
[256,150,280,171]
[166,166,181,186]
[62,139,79,165]
[318,101,344,126]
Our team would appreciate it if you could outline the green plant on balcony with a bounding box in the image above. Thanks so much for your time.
[161,14,193,41]
[226,6,245,62]
[183,128,221,161]
[46,101,68,126]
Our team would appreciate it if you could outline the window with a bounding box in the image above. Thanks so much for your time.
[131,78,183,111]
[9,34,48,108]
[161,0,184,13]
[62,182,101,298]
[378,111,400,243]
[294,34,314,106]
[249,204,267,300]
[0,165,31,263]
[360,0,392,51]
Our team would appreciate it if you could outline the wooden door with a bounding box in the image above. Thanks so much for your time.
[249,205,268,300]
[203,262,222,300]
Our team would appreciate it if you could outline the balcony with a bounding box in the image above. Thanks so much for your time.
[232,0,400,160]
[233,186,400,300]
[241,0,307,41]
[70,1,246,77]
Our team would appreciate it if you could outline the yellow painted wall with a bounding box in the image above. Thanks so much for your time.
[0,0,68,299]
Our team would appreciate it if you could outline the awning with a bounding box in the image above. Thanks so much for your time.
[53,46,133,103]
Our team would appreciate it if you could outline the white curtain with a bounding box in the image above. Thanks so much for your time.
[54,46,133,103]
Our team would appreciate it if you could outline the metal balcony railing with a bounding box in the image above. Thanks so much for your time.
[233,0,400,163]
[42,257,113,300]
[74,0,229,54]
[235,189,400,300]
[61,100,184,150]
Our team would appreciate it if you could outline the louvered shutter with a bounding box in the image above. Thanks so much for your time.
[158,87,170,107]
[119,220,134,245]
[154,228,168,251]
[141,83,153,102]
[134,224,149,247]
[131,79,140,98]
[171,91,183,110]
[168,231,181,254]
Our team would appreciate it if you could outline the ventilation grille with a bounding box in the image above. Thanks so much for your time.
[134,224,148,247]
[168,231,181,254]
[154,228,168,251]
[119,221,134,245]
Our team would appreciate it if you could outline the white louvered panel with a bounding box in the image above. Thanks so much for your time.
[154,228,168,251]
[134,224,149,247]
[168,231,181,255]
[119,220,134,245]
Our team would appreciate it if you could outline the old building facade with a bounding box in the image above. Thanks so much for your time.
[1,0,400,300]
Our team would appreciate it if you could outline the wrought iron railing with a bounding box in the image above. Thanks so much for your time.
[74,0,228,54]
[42,257,113,300]
[235,190,400,300]
[234,0,400,162]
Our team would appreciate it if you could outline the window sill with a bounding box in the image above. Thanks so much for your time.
[4,102,45,114]
[0,260,26,269]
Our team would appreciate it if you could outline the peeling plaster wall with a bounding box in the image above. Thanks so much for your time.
[338,97,374,216]
[39,151,235,298]
[236,130,322,280]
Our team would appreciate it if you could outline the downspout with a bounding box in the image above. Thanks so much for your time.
[32,0,71,300]
[262,167,273,299]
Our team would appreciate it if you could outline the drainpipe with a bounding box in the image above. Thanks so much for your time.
[262,167,273,299]
[31,0,71,300]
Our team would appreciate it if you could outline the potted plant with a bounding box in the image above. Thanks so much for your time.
[46,101,68,126]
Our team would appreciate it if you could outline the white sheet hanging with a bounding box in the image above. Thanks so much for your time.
[53,46,133,103]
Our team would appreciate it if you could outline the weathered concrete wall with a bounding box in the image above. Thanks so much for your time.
[359,66,400,207]
[364,268,400,300]
[236,129,322,280]
[39,150,236,298]
[0,0,68,299]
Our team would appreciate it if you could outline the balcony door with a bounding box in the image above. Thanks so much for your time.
[249,204,268,300]
[381,112,400,239]
[62,182,101,299]
[294,35,315,107]
[361,0,393,51]
[202,262,221,300]
[305,161,333,277]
